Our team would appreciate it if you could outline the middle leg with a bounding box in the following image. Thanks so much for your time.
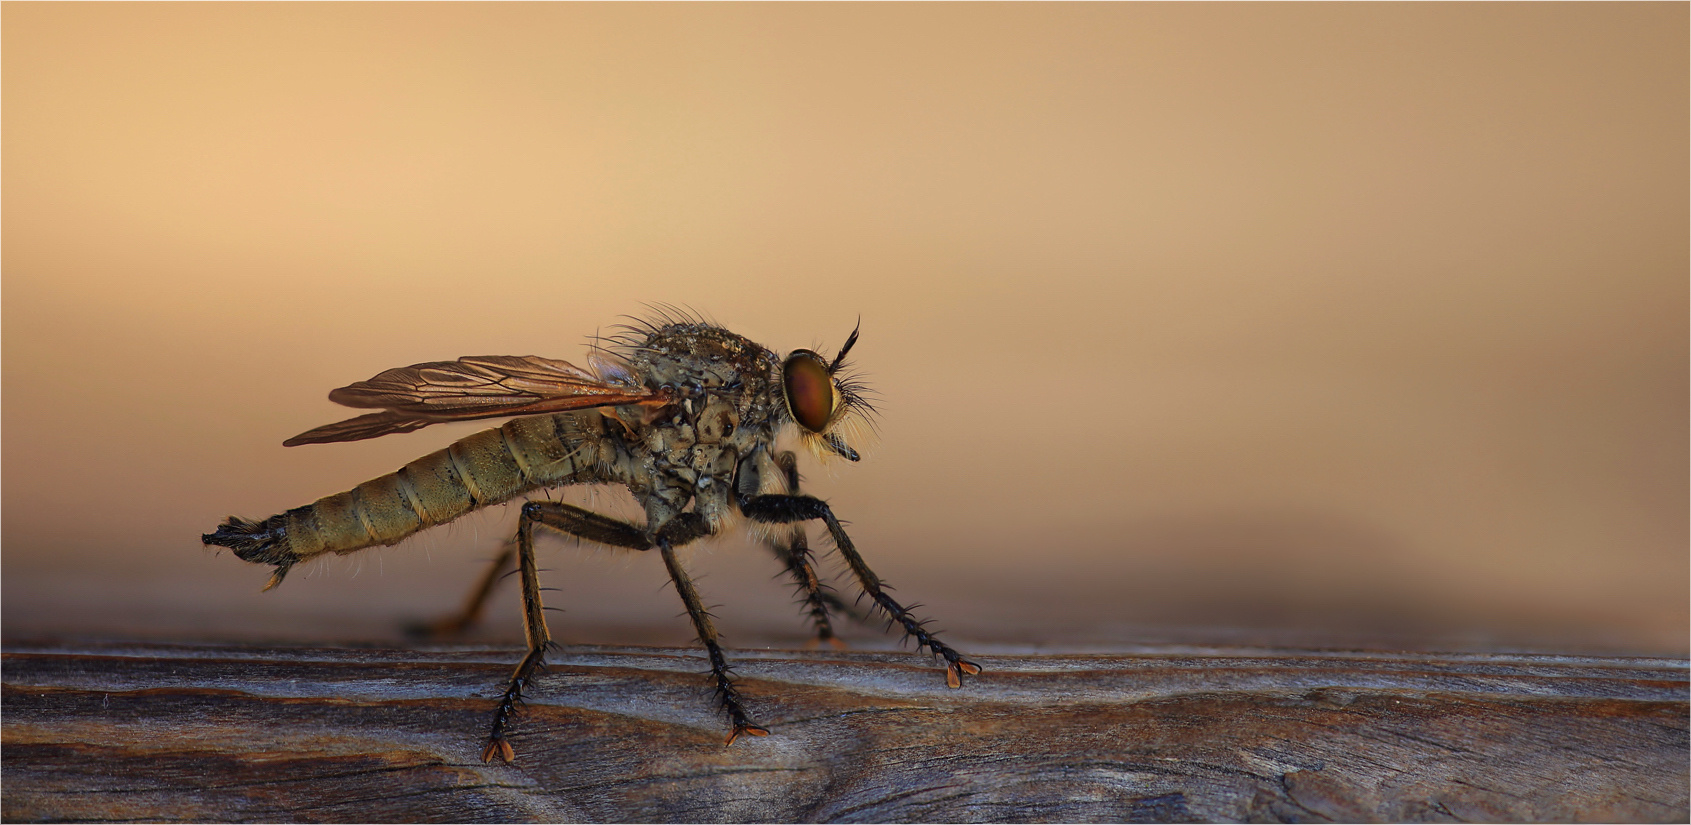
[657,513,770,745]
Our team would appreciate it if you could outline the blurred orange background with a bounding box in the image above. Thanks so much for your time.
[4,3,1685,654]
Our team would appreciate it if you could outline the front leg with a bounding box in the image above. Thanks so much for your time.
[763,451,847,647]
[740,494,981,688]
[656,514,770,744]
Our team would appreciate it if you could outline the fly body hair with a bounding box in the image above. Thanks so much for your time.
[601,303,718,354]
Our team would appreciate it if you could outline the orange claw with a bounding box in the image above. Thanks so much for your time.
[725,724,771,745]
[481,738,516,763]
[946,660,982,689]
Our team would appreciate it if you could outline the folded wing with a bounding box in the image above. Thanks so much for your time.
[284,355,665,446]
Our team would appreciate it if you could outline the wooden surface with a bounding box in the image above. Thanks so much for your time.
[3,640,1686,823]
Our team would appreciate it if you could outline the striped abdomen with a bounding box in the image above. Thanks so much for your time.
[204,413,610,587]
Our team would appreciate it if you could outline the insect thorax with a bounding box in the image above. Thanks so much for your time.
[609,323,788,527]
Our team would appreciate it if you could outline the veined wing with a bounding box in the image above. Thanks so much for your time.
[284,355,665,446]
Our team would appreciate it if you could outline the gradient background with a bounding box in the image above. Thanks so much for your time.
[5,3,1685,654]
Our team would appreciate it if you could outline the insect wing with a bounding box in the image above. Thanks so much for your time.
[284,355,663,446]
[282,411,436,446]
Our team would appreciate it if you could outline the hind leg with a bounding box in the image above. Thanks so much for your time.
[406,544,518,639]
[482,500,653,763]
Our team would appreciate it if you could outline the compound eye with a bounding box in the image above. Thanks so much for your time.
[782,351,835,433]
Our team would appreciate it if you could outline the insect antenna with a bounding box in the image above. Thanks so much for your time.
[828,317,861,374]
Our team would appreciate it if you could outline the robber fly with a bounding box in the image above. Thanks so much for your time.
[203,309,979,763]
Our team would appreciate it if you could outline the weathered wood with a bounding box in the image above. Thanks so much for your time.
[3,641,1685,823]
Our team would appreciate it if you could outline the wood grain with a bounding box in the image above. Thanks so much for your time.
[3,641,1686,823]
